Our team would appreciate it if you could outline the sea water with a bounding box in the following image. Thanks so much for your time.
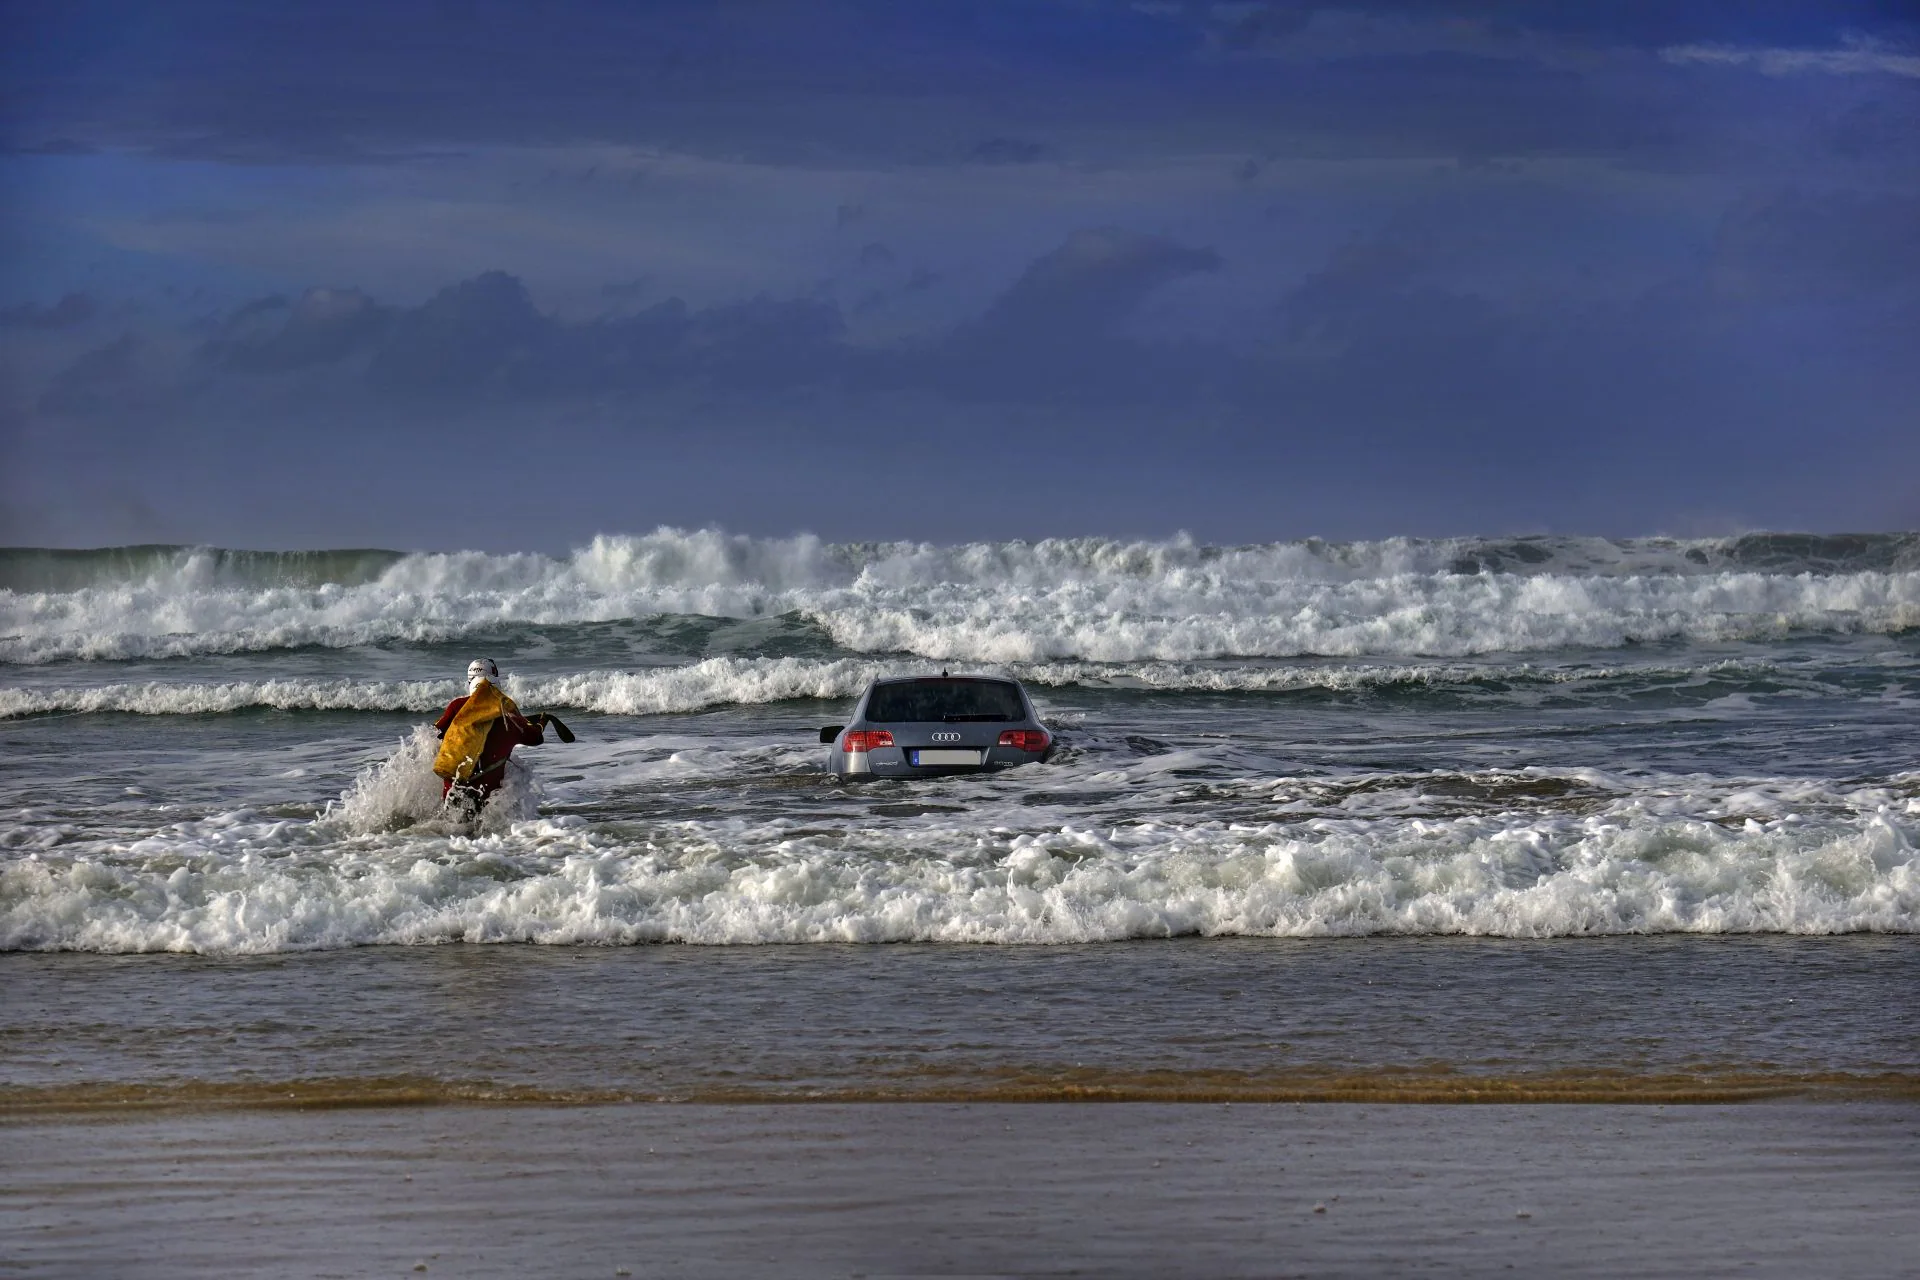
[3,529,1917,1103]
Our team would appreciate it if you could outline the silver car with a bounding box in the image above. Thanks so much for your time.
[820,675,1053,778]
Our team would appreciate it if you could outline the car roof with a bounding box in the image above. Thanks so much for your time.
[867,674,1023,689]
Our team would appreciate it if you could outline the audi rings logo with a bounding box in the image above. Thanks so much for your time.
[931,732,963,743]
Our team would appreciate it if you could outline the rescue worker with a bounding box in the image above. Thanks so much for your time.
[432,658,548,810]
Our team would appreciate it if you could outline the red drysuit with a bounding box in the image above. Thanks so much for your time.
[433,695,545,801]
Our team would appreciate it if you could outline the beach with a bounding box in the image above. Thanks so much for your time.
[5,938,1918,1276]
[8,1101,1918,1278]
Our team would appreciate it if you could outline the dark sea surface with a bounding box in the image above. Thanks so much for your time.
[4,530,1918,1104]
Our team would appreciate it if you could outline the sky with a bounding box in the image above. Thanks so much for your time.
[2,0,1917,550]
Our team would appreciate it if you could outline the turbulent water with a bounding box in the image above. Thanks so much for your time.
[4,528,1920,954]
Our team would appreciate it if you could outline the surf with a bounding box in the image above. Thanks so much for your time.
[6,528,1920,665]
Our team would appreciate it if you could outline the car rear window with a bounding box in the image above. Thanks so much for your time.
[865,680,1027,723]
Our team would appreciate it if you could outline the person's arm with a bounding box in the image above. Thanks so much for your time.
[433,696,466,738]
[503,711,545,747]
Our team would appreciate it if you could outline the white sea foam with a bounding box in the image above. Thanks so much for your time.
[329,726,542,834]
[3,787,1914,952]
[0,656,1788,719]
[5,529,1919,664]
[0,678,464,717]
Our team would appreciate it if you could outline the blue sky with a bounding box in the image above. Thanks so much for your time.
[3,0,1917,549]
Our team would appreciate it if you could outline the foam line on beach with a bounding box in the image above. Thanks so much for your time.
[6,1068,1918,1112]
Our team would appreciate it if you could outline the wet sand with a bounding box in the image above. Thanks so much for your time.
[5,1102,1917,1279]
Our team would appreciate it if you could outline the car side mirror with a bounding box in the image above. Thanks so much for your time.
[819,725,843,744]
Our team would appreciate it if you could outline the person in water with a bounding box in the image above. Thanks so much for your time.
[432,658,548,809]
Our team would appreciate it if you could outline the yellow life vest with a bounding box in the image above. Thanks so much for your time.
[433,680,520,781]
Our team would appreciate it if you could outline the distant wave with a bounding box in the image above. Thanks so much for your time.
[0,545,408,594]
[0,656,1800,718]
[8,530,1920,593]
[4,528,1919,664]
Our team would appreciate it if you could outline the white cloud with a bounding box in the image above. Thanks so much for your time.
[1661,33,1920,79]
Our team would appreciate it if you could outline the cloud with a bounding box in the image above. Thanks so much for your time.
[1662,35,1920,79]
[38,335,162,414]
[367,272,550,395]
[11,198,1920,545]
[208,289,391,373]
[22,227,1229,420]
[600,278,649,302]
[0,293,98,330]
[21,0,1907,169]
[968,137,1049,165]
[971,228,1222,339]
[353,271,849,398]
[1713,189,1920,301]
[899,228,1226,404]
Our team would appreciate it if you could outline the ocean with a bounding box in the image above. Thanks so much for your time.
[3,526,1917,1090]
[6,528,1920,1275]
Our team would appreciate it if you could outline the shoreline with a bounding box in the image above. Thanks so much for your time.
[7,1067,1920,1115]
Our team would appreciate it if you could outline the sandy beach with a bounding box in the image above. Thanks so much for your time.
[6,1100,1917,1278]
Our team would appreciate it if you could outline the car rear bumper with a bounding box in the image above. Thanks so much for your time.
[830,746,1047,778]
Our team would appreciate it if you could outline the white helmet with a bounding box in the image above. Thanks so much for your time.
[467,658,500,691]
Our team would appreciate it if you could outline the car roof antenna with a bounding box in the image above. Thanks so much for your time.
[941,668,949,677]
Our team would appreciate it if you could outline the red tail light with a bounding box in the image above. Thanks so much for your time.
[844,729,894,752]
[998,729,1050,752]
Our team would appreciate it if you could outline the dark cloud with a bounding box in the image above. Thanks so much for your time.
[1,293,98,329]
[968,136,1048,165]
[1713,188,1920,302]
[26,229,1228,418]
[1214,2,1315,53]
[1195,2,1917,55]
[11,0,1913,168]
[207,289,390,373]
[884,229,1228,405]
[12,195,1920,542]
[38,335,161,414]
[188,271,849,400]
[1824,94,1920,160]
[599,278,650,302]
[367,272,548,394]
[972,229,1221,339]
[31,200,1917,443]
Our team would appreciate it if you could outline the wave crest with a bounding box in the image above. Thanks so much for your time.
[5,528,1919,665]
[5,802,1914,951]
[0,656,1811,719]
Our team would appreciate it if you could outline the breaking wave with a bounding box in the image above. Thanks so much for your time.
[0,656,1813,719]
[4,528,1919,665]
[4,785,1915,952]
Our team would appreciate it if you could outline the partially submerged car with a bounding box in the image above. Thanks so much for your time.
[820,675,1052,779]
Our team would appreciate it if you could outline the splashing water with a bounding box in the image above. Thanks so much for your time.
[329,726,543,836]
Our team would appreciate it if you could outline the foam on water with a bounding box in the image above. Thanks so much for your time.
[0,655,1833,719]
[4,745,1916,951]
[326,726,541,834]
[8,529,1919,954]
[6,529,1919,664]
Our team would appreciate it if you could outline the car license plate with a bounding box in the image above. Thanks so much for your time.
[911,749,981,766]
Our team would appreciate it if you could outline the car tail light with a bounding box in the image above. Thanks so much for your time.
[998,729,1049,752]
[844,729,894,752]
